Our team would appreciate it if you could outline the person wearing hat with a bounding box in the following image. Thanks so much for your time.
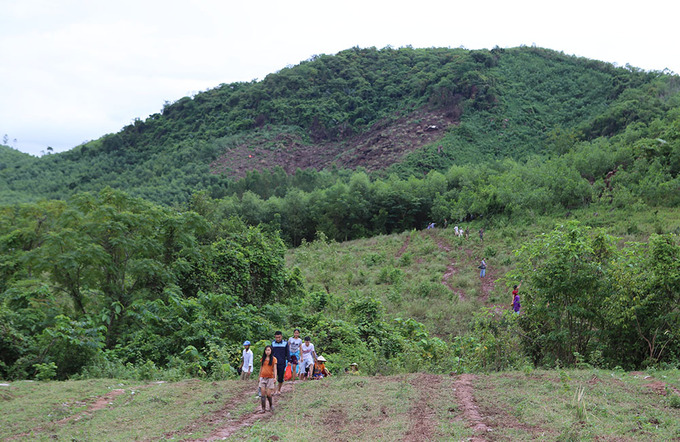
[312,356,331,379]
[348,363,359,375]
[241,341,253,381]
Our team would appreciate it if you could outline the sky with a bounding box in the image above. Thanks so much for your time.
[1,0,679,156]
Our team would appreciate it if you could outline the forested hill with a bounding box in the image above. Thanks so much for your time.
[1,45,677,205]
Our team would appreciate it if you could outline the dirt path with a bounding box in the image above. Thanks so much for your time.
[427,231,468,301]
[182,381,296,441]
[403,373,442,441]
[7,384,148,440]
[395,235,411,258]
[455,374,553,440]
[453,374,491,441]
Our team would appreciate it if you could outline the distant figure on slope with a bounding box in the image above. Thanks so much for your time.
[512,283,522,314]
[479,227,484,242]
[479,258,487,278]
[465,228,469,240]
[454,226,459,236]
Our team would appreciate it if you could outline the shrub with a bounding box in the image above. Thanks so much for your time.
[33,362,57,381]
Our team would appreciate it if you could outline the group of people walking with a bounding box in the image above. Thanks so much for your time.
[239,329,330,413]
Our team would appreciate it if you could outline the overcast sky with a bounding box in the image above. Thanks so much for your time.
[1,0,678,156]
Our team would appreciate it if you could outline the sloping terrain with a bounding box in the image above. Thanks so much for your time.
[210,107,455,177]
[0,46,669,205]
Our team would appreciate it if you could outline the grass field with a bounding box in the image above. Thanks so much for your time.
[2,368,679,441]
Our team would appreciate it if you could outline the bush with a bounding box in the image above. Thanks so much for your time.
[33,362,57,381]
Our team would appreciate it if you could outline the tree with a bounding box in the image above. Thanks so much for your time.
[511,221,615,365]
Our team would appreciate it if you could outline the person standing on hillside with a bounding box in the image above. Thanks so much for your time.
[271,331,289,395]
[300,336,318,380]
[258,345,277,413]
[479,227,484,242]
[288,328,302,381]
[512,283,522,314]
[241,341,253,381]
[479,258,487,278]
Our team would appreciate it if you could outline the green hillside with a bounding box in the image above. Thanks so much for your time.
[0,46,676,206]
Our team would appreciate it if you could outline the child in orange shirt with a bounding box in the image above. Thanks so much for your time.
[259,345,278,413]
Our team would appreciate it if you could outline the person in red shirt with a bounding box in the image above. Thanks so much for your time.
[258,345,278,413]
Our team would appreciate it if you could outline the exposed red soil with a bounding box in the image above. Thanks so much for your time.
[404,373,442,442]
[210,108,457,178]
[643,380,680,396]
[455,374,551,441]
[453,374,492,441]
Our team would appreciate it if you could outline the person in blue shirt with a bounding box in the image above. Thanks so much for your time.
[271,331,289,395]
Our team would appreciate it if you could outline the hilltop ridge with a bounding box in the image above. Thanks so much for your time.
[0,45,672,204]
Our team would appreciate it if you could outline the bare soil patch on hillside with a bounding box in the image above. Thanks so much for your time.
[210,108,457,178]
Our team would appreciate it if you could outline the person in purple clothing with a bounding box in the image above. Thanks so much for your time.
[512,283,522,314]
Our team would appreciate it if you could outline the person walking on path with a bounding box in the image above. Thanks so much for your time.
[300,336,318,380]
[241,341,253,380]
[479,258,487,278]
[258,345,277,413]
[271,331,289,395]
[512,283,522,314]
[288,328,302,381]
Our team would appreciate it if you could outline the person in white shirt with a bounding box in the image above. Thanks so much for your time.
[299,336,317,380]
[241,341,253,380]
[288,328,303,381]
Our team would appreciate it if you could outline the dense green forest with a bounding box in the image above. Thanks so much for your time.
[1,46,680,381]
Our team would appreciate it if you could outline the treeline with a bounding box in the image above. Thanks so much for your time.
[190,104,680,246]
[0,189,449,380]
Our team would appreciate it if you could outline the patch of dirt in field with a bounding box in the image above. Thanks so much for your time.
[643,380,680,396]
[321,405,350,441]
[182,381,296,441]
[404,373,442,441]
